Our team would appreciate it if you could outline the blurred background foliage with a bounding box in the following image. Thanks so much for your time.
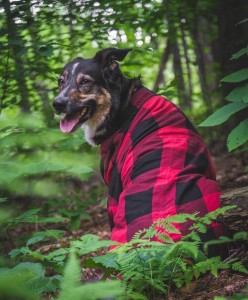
[0,0,248,258]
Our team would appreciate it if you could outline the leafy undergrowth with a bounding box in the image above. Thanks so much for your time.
[0,154,248,299]
[1,200,248,299]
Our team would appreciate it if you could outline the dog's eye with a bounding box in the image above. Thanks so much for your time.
[58,78,64,85]
[79,79,91,86]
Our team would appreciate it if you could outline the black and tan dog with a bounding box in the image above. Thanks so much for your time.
[54,48,223,255]
[53,48,141,146]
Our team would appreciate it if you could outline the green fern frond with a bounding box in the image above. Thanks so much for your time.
[182,231,201,243]
[169,213,199,223]
[173,277,185,288]
[193,256,229,279]
[60,250,81,294]
[190,221,207,233]
[231,262,248,274]
[156,232,174,243]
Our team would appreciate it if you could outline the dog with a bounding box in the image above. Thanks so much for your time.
[53,48,224,256]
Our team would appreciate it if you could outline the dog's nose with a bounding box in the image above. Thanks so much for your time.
[53,97,68,114]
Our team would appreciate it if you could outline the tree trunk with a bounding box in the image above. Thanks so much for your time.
[2,0,30,112]
[153,38,171,92]
[218,186,248,233]
[217,0,248,96]
[190,15,219,114]
[180,23,193,102]
[171,29,191,110]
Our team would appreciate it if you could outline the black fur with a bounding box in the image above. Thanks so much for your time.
[53,48,141,144]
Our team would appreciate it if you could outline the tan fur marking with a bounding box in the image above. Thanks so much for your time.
[76,73,93,84]
[80,88,112,145]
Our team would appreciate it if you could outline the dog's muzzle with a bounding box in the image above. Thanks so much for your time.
[53,96,68,114]
[53,96,97,133]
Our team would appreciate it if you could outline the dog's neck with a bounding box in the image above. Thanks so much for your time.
[82,77,142,146]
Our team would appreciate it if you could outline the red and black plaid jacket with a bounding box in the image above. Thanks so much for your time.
[100,87,223,252]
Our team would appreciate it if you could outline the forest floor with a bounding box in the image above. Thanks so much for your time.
[7,153,248,299]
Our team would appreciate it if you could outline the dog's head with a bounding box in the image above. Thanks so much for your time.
[53,48,132,142]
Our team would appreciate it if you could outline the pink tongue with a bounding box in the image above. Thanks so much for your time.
[60,116,80,133]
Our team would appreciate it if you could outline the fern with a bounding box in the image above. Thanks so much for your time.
[97,207,238,299]
[58,250,124,300]
[192,256,229,279]
[189,205,236,233]
[59,250,81,299]
[231,261,248,275]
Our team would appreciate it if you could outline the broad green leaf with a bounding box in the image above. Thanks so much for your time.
[26,274,62,294]
[29,216,68,223]
[221,68,248,83]
[27,230,65,246]
[225,84,248,103]
[67,166,93,175]
[72,281,124,300]
[237,18,248,25]
[86,253,120,269]
[12,262,44,277]
[0,263,62,295]
[230,47,248,60]
[72,234,116,255]
[47,248,69,261]
[9,247,45,260]
[46,275,63,292]
[227,119,248,151]
[26,235,45,246]
[23,162,67,175]
[12,209,41,223]
[199,103,248,126]
[0,265,37,300]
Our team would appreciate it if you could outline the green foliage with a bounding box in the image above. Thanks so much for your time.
[221,68,248,83]
[71,234,117,256]
[0,112,98,228]
[199,103,247,127]
[26,230,65,246]
[1,206,247,300]
[58,251,124,300]
[225,84,248,103]
[85,207,247,300]
[199,42,248,151]
[227,119,248,151]
[0,112,94,189]
[0,250,124,300]
[0,262,62,298]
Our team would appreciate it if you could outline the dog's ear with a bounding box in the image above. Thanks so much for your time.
[94,48,132,70]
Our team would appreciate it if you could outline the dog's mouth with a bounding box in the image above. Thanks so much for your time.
[60,102,96,133]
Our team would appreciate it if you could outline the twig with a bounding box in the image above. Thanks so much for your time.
[223,245,245,263]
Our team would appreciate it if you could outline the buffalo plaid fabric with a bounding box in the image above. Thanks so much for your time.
[100,87,223,254]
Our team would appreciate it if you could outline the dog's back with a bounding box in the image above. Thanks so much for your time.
[100,87,223,256]
[54,48,224,256]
